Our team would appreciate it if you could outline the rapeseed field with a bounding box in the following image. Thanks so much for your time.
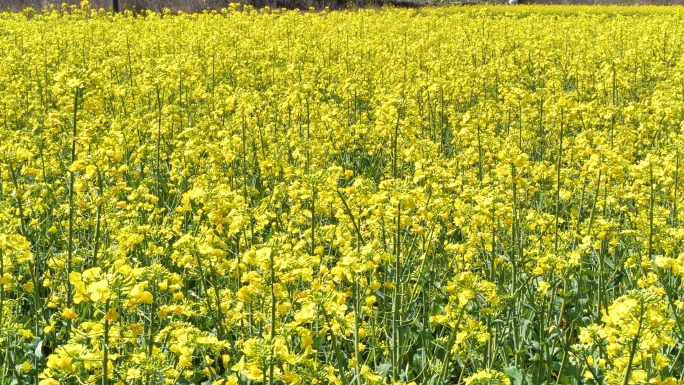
[1,3,684,385]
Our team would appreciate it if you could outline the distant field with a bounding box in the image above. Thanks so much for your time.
[1,5,684,385]
[4,0,684,12]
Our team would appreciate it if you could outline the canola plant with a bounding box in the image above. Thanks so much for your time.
[1,3,684,385]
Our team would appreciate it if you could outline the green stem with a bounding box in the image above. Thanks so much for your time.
[66,87,79,339]
[438,310,465,384]
[269,247,276,385]
[102,298,110,385]
[622,302,644,385]
[321,306,348,385]
[649,164,654,259]
[511,163,521,368]
[393,201,401,382]
[0,249,4,333]
[674,151,679,228]
[92,170,103,267]
[555,109,563,253]
[148,299,155,359]
[353,277,362,385]
[392,113,400,179]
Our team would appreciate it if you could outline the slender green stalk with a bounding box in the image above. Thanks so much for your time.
[392,113,400,180]
[321,306,349,385]
[92,170,103,267]
[156,86,163,202]
[648,163,654,259]
[102,299,110,385]
[148,295,155,359]
[511,163,521,367]
[194,254,223,340]
[437,309,465,385]
[66,87,79,339]
[674,151,679,228]
[335,189,365,245]
[393,201,401,382]
[587,169,602,236]
[207,258,227,340]
[477,122,483,182]
[269,247,276,385]
[555,108,563,253]
[622,301,644,385]
[353,277,362,385]
[0,250,4,334]
[242,116,248,202]
[311,186,316,255]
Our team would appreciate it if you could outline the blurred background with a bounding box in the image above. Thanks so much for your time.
[2,0,683,22]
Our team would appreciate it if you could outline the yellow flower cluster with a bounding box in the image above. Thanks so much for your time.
[0,3,684,385]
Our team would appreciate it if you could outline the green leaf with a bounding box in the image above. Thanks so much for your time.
[504,366,523,385]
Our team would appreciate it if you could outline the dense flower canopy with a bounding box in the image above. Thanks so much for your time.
[0,3,684,385]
